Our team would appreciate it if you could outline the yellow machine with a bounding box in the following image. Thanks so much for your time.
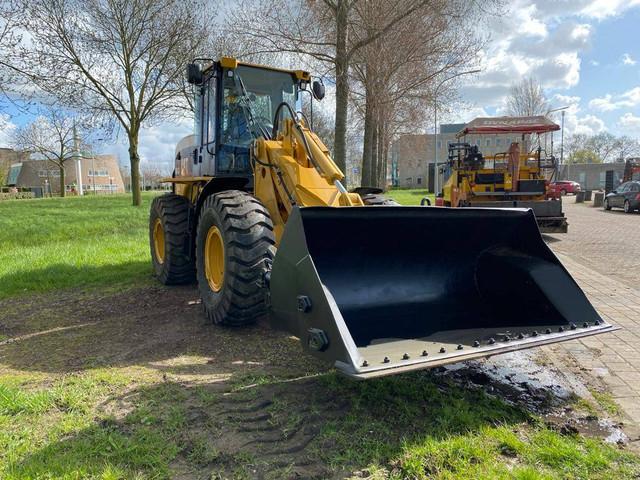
[439,117,568,233]
[149,58,613,378]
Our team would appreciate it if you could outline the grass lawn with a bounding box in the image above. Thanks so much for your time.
[0,192,160,299]
[386,188,435,206]
[0,191,639,478]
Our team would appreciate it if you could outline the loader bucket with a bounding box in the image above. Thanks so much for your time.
[268,206,616,379]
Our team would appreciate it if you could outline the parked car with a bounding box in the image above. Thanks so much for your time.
[604,181,640,213]
[549,180,582,196]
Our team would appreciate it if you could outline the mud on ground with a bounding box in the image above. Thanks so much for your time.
[0,284,634,478]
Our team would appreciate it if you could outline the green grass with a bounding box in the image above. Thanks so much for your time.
[386,188,435,206]
[0,190,638,478]
[0,193,160,299]
[314,372,639,480]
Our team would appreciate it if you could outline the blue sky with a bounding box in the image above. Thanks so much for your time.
[455,0,640,137]
[1,0,640,168]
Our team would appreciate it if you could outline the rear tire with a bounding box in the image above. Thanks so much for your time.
[149,194,196,285]
[604,198,611,211]
[196,190,275,326]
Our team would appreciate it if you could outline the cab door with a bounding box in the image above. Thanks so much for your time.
[198,69,218,177]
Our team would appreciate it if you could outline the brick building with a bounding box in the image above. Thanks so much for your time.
[5,150,125,195]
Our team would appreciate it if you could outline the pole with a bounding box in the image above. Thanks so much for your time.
[431,68,481,198]
[434,99,438,196]
[561,110,566,180]
[73,122,84,196]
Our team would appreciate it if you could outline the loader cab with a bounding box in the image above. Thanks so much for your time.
[184,57,310,183]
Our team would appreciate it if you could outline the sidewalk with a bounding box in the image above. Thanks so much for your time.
[547,253,640,424]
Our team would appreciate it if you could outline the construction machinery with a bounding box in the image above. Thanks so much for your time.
[150,58,614,379]
[437,117,568,233]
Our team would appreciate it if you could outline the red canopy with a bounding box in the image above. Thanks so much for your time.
[457,116,560,138]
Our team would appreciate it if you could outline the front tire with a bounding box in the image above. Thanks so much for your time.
[149,194,196,285]
[196,190,275,326]
[604,198,611,211]
[624,200,632,213]
[561,189,567,196]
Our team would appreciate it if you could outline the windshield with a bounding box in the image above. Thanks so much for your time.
[221,65,297,146]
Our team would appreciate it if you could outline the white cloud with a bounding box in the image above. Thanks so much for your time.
[107,118,192,171]
[546,94,606,136]
[0,114,16,148]
[589,60,599,66]
[574,114,606,135]
[461,2,596,110]
[618,112,640,131]
[622,53,637,66]
[588,87,640,111]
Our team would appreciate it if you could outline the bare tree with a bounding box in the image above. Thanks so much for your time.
[586,132,621,163]
[229,0,443,182]
[351,0,488,188]
[11,108,87,196]
[506,77,548,117]
[613,135,640,162]
[0,0,27,105]
[17,0,208,206]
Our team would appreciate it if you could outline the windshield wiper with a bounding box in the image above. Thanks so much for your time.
[234,75,271,140]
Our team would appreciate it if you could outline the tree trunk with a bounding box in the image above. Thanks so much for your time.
[59,165,65,197]
[333,0,350,184]
[371,117,379,188]
[129,133,142,206]
[361,88,374,186]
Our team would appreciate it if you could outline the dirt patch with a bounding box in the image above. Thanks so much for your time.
[1,285,635,478]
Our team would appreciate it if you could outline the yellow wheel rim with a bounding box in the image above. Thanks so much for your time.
[204,225,225,292]
[153,218,165,264]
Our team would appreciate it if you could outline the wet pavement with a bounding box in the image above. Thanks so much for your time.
[545,196,640,438]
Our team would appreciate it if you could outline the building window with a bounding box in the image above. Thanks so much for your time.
[437,140,442,149]
[88,169,109,177]
[506,138,511,145]
[485,138,491,147]
[496,138,502,146]
[406,177,413,186]
[417,177,423,185]
[38,169,60,177]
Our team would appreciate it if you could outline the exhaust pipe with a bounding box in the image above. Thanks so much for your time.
[268,206,616,379]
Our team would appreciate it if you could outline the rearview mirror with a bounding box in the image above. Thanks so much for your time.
[186,63,203,85]
[312,80,325,100]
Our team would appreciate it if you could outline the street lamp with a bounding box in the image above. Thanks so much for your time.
[433,69,481,197]
[547,106,569,179]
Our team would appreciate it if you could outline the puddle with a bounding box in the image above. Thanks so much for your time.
[437,351,628,445]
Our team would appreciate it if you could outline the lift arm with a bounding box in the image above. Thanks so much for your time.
[253,116,363,242]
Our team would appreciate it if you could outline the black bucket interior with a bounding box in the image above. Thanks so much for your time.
[299,207,600,348]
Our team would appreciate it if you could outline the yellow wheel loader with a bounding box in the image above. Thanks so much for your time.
[149,57,615,379]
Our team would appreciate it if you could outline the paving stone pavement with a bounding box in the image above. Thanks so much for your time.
[545,197,640,425]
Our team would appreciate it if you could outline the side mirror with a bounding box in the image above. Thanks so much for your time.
[312,80,325,100]
[186,63,203,85]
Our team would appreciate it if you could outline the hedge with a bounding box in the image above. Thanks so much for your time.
[0,192,35,200]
